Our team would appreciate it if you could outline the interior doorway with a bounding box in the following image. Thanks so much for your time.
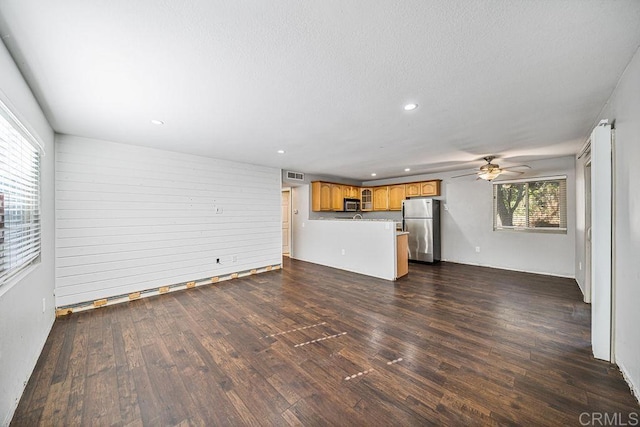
[282,189,291,257]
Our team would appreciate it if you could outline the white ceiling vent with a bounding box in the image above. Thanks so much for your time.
[286,171,304,181]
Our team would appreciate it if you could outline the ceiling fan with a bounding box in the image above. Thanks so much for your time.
[451,156,530,181]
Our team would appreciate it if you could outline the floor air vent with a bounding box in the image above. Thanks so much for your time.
[286,171,304,181]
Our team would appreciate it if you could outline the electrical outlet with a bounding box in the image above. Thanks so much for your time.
[341,249,346,255]
[475,246,480,253]
[579,262,582,270]
[232,256,237,262]
[42,298,46,313]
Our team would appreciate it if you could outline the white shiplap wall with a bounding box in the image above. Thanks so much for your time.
[55,135,282,306]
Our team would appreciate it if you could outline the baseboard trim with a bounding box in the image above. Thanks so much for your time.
[440,259,575,280]
[55,264,282,317]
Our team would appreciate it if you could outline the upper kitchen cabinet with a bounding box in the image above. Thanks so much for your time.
[344,186,360,199]
[361,188,373,211]
[420,180,441,197]
[406,180,441,198]
[312,179,441,212]
[311,181,332,211]
[331,184,343,211]
[405,182,421,197]
[373,186,389,211]
[388,185,405,211]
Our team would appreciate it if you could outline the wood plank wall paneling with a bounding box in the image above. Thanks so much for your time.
[55,136,282,306]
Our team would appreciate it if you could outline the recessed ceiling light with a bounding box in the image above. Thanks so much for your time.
[371,173,377,177]
[404,168,411,172]
[403,103,418,111]
[277,149,286,154]
[150,119,164,125]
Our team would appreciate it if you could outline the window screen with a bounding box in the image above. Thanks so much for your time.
[493,178,567,232]
[0,102,41,286]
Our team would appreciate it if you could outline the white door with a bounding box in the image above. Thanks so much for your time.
[282,190,291,256]
[590,123,612,362]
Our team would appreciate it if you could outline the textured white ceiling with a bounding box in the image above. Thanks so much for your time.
[1,1,639,180]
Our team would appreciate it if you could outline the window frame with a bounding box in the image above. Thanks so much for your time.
[0,98,43,288]
[492,175,567,234]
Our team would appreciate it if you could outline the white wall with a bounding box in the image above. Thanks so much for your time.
[582,47,640,399]
[362,156,576,278]
[55,135,281,306]
[291,185,396,280]
[0,41,55,425]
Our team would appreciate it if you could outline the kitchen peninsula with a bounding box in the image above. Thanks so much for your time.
[292,218,408,281]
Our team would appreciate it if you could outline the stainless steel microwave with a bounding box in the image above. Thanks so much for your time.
[343,198,360,212]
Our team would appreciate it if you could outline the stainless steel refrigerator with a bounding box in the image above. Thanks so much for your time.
[402,199,441,263]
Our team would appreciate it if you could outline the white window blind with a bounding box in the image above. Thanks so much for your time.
[493,177,567,233]
[0,102,41,286]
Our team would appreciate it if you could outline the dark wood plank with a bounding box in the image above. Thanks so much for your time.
[11,259,640,425]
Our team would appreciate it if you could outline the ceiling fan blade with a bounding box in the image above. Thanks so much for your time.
[451,171,481,178]
[505,164,531,169]
[501,169,525,175]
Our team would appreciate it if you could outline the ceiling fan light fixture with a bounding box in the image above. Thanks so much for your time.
[478,169,502,181]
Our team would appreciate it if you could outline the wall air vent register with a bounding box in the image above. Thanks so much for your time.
[286,171,304,181]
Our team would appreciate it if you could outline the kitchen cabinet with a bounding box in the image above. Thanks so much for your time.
[396,232,409,279]
[331,184,343,211]
[373,186,389,211]
[361,188,373,211]
[312,179,440,212]
[344,186,359,199]
[388,185,405,211]
[311,181,332,211]
[405,180,441,198]
[421,180,441,197]
[405,182,421,197]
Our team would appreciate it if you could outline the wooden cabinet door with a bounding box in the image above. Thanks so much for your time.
[396,233,409,278]
[421,180,441,196]
[311,182,333,211]
[342,186,354,199]
[331,184,343,211]
[320,182,332,211]
[405,182,421,197]
[373,186,389,211]
[388,185,405,211]
[311,182,320,211]
[361,188,373,211]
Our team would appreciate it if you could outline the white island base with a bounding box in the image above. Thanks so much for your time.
[292,219,407,281]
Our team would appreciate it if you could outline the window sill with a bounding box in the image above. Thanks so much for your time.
[494,227,567,235]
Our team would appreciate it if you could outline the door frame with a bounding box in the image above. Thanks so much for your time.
[584,159,592,303]
[589,123,613,362]
[281,188,292,257]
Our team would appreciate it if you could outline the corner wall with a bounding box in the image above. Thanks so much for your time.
[0,41,55,425]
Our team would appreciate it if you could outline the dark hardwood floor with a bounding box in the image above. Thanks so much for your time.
[11,259,639,426]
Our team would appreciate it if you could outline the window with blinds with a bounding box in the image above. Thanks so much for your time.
[493,177,567,233]
[0,103,41,287]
